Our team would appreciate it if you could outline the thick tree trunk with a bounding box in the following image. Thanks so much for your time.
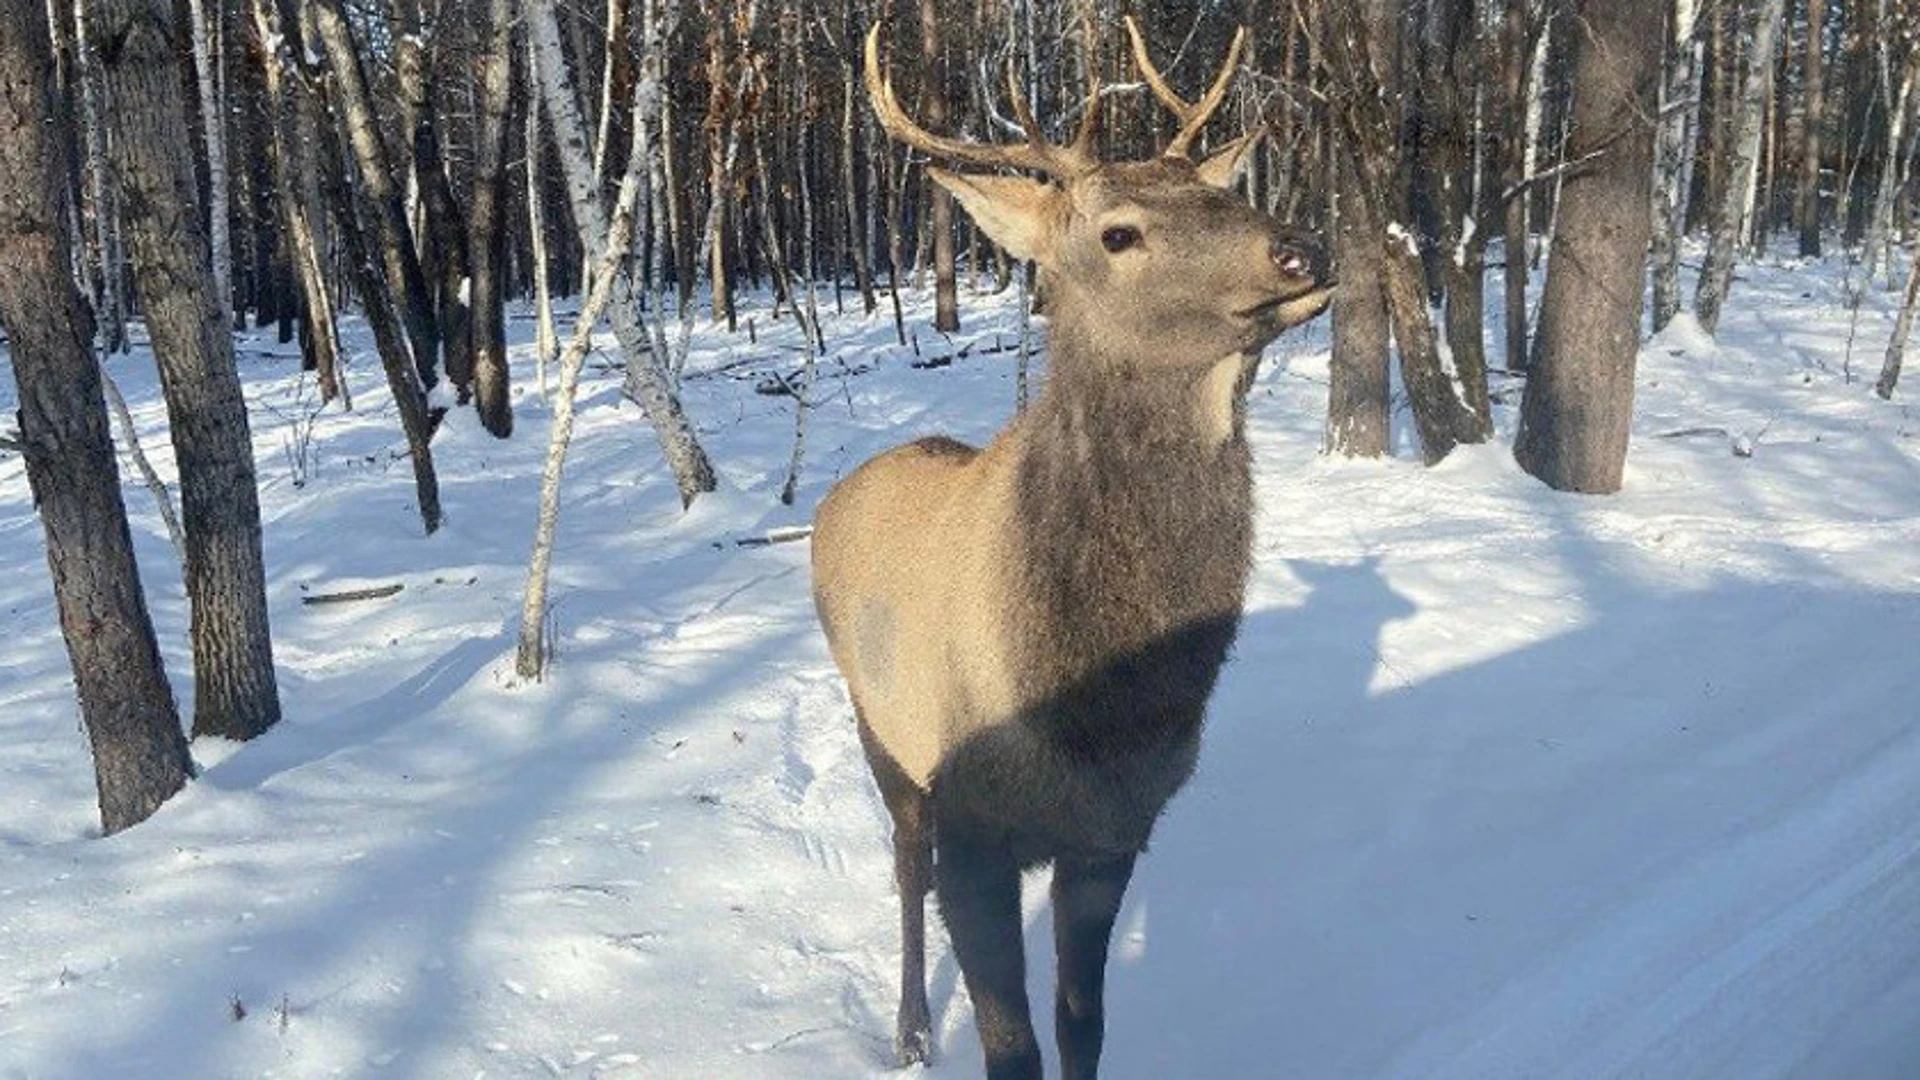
[1694,0,1788,335]
[468,0,518,437]
[1327,146,1393,457]
[1516,0,1663,494]
[96,0,281,741]
[0,0,192,833]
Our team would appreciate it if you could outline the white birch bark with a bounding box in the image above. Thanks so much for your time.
[524,41,558,400]
[527,0,714,506]
[1694,0,1788,335]
[1863,54,1920,289]
[517,22,657,679]
[1650,0,1701,332]
[99,364,185,561]
[186,0,231,324]
[1876,240,1920,399]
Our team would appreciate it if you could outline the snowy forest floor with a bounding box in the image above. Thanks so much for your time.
[2,252,1919,1079]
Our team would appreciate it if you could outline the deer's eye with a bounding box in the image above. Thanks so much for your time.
[1100,225,1142,253]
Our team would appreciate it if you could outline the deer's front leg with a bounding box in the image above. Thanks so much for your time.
[936,819,1040,1080]
[1052,852,1136,1080]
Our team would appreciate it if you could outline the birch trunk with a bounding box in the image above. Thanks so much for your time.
[525,48,558,398]
[186,0,232,324]
[1863,55,1920,289]
[73,0,128,354]
[1875,243,1920,399]
[517,14,659,678]
[0,0,191,832]
[527,0,715,507]
[1651,0,1702,332]
[1694,0,1788,335]
[97,0,281,740]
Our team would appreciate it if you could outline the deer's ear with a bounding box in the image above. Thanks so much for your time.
[1195,130,1263,190]
[929,169,1062,266]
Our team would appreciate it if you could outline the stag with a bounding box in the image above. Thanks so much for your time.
[811,20,1332,1079]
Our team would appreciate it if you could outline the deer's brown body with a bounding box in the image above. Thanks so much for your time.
[812,23,1331,1080]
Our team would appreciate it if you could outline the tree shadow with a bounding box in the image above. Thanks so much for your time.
[1103,555,1920,1079]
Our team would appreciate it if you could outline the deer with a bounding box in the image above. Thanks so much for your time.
[810,20,1332,1080]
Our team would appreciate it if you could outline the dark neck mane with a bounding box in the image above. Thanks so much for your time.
[1010,348,1255,757]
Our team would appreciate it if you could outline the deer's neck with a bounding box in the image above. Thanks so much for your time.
[1007,351,1255,758]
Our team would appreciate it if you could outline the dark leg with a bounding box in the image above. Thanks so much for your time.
[935,816,1041,1080]
[857,719,933,1065]
[1052,852,1137,1080]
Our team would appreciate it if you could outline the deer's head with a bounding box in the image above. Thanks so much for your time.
[866,20,1331,372]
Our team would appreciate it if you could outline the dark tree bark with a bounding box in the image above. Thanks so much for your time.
[1327,148,1392,457]
[97,0,282,740]
[0,0,192,832]
[921,0,959,332]
[264,0,443,534]
[305,0,441,389]
[1798,0,1825,256]
[468,0,519,438]
[1514,0,1664,494]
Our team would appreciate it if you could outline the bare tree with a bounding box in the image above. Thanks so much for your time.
[1695,0,1789,334]
[0,0,193,831]
[1515,0,1664,493]
[468,0,519,437]
[97,0,282,740]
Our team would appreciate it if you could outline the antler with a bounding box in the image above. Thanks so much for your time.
[1123,16,1247,161]
[865,24,1098,179]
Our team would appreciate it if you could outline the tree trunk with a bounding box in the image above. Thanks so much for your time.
[272,0,443,534]
[1327,146,1392,458]
[305,0,441,389]
[468,0,518,437]
[1797,0,1825,256]
[1500,0,1530,371]
[96,0,282,740]
[921,0,959,332]
[518,0,661,678]
[527,0,716,507]
[525,45,559,398]
[390,0,472,397]
[1650,0,1702,332]
[73,0,129,354]
[1515,0,1663,494]
[0,0,192,832]
[1694,0,1788,335]
[1875,242,1920,399]
[185,0,232,324]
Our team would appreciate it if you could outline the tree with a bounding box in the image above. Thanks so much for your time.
[97,0,282,740]
[1695,0,1788,335]
[1515,0,1665,493]
[0,0,192,831]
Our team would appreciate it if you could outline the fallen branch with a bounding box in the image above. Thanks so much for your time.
[734,525,814,548]
[301,583,404,605]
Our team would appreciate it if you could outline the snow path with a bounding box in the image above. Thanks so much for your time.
[2,253,1919,1078]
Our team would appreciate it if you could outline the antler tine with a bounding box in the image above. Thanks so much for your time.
[1122,16,1247,161]
[865,24,1087,178]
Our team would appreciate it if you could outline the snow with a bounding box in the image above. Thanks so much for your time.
[1,252,1918,1079]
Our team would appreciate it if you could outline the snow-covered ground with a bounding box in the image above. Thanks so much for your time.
[1,255,1917,1080]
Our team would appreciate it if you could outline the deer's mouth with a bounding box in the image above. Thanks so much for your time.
[1238,283,1336,329]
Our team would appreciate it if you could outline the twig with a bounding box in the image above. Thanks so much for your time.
[733,526,813,548]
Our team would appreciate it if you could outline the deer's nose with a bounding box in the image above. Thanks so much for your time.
[1270,231,1326,282]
